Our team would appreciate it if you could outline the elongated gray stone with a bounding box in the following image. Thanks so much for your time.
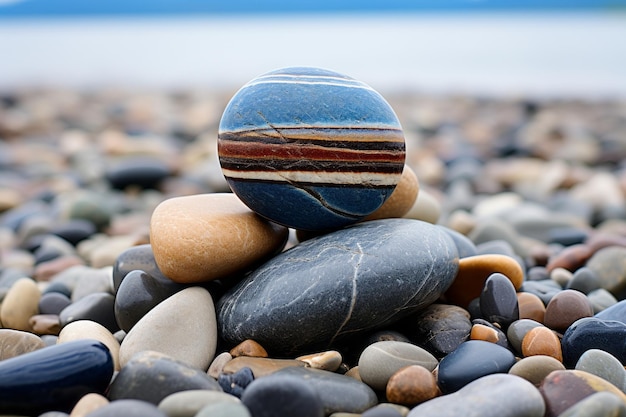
[217,219,459,355]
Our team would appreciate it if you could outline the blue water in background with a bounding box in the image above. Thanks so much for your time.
[1,1,625,96]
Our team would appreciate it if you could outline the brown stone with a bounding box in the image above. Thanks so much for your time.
[150,193,289,283]
[517,292,546,323]
[222,356,307,378]
[0,329,45,360]
[543,289,594,332]
[444,254,524,308]
[521,326,563,362]
[470,323,501,344]
[364,165,419,221]
[296,350,343,372]
[386,365,440,407]
[29,314,62,335]
[0,277,41,332]
[545,244,593,273]
[229,339,268,358]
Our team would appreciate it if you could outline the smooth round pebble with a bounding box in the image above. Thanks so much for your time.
[358,341,438,391]
[58,320,121,371]
[218,366,254,397]
[240,374,324,417]
[364,164,419,221]
[68,393,109,417]
[229,339,268,358]
[567,267,601,294]
[386,365,439,407]
[208,352,233,379]
[507,319,545,355]
[516,292,546,323]
[157,390,240,417]
[508,355,566,386]
[403,188,441,224]
[83,399,168,417]
[59,292,118,334]
[39,291,72,315]
[562,317,626,367]
[521,326,563,362]
[543,289,593,332]
[557,391,626,417]
[150,193,289,283]
[408,373,545,417]
[0,277,41,331]
[0,328,45,360]
[479,272,519,328]
[469,322,508,347]
[588,288,618,313]
[361,404,404,417]
[586,246,626,299]
[119,286,217,371]
[575,349,626,391]
[296,350,342,371]
[196,402,251,417]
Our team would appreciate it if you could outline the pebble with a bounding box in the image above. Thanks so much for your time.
[80,399,168,417]
[271,366,378,415]
[444,254,523,308]
[112,244,171,291]
[150,193,289,283]
[218,219,459,355]
[508,355,566,386]
[588,288,618,313]
[479,272,519,328]
[364,164,419,221]
[68,393,109,417]
[222,356,307,378]
[521,326,563,362]
[29,313,62,335]
[0,328,45,360]
[57,320,121,371]
[119,286,217,371]
[398,304,471,358]
[545,244,593,273]
[437,340,516,394]
[586,246,626,299]
[208,352,233,379]
[385,365,440,407]
[543,289,594,332]
[595,299,626,323]
[229,339,268,358]
[240,373,324,417]
[107,350,222,405]
[407,374,545,417]
[557,391,626,417]
[362,404,404,417]
[520,279,561,305]
[469,323,508,347]
[218,367,254,397]
[59,292,119,333]
[105,156,172,190]
[550,267,573,288]
[540,370,626,417]
[296,350,343,371]
[38,291,72,315]
[516,292,546,323]
[562,317,626,367]
[358,341,438,392]
[217,66,405,231]
[157,390,240,417]
[404,188,442,224]
[196,402,251,417]
[113,269,188,332]
[575,349,626,391]
[0,339,113,415]
[566,267,601,294]
[0,277,41,331]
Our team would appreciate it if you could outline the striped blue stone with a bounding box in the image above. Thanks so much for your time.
[218,66,406,231]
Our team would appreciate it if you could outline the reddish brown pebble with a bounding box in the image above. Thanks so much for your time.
[521,326,563,362]
[29,314,62,336]
[33,255,85,281]
[543,289,594,332]
[444,254,524,308]
[470,323,501,344]
[517,292,546,323]
[386,365,440,407]
[540,370,626,417]
[545,244,592,273]
[586,232,626,253]
[229,339,268,358]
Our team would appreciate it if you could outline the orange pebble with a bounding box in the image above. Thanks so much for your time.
[386,365,440,406]
[470,324,501,344]
[229,339,268,358]
[521,326,563,362]
[517,292,546,323]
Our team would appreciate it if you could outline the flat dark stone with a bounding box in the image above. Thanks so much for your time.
[217,219,459,355]
[59,292,119,333]
[480,272,519,328]
[561,317,626,367]
[112,244,172,292]
[105,157,171,190]
[82,399,168,417]
[0,339,113,415]
[39,292,72,315]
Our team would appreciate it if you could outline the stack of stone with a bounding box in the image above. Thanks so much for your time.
[1,68,626,417]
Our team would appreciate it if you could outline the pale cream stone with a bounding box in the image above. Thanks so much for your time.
[58,320,121,371]
[403,188,441,224]
[0,277,41,332]
[69,393,109,417]
[150,193,288,283]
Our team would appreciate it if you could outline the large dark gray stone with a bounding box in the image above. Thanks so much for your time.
[217,219,459,355]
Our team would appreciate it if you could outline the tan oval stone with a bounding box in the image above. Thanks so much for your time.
[444,254,524,308]
[296,350,343,372]
[69,393,109,417]
[29,314,61,335]
[58,319,122,371]
[229,339,268,358]
[365,165,419,221]
[403,188,441,224]
[208,351,233,379]
[0,329,45,360]
[158,390,240,417]
[222,356,306,378]
[521,326,563,362]
[386,365,440,407]
[517,292,546,323]
[150,193,289,283]
[119,286,217,371]
[470,323,501,344]
[0,277,41,331]
[509,355,565,387]
[344,365,362,382]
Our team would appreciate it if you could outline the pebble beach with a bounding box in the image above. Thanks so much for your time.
[2,80,626,417]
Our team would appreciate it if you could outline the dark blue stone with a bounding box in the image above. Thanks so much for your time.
[0,339,113,415]
[112,244,173,292]
[437,340,516,394]
[108,351,222,404]
[548,227,589,246]
[105,157,171,190]
[241,373,324,417]
[217,219,459,355]
[218,367,254,398]
[38,292,72,315]
[479,273,519,328]
[41,281,72,297]
[114,269,188,332]
[82,399,168,417]
[561,317,626,367]
[595,299,626,323]
[50,219,97,246]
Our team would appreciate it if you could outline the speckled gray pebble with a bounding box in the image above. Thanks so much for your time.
[575,349,626,391]
[407,374,545,417]
[157,390,240,417]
